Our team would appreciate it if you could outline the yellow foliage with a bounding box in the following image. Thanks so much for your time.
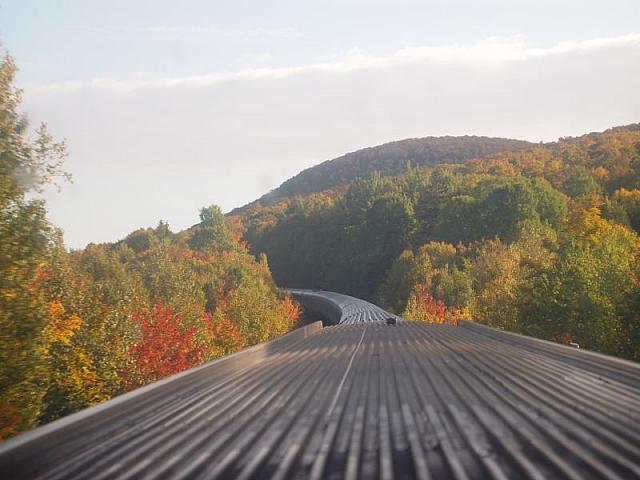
[448,308,472,324]
[55,346,108,406]
[614,187,640,199]
[45,301,109,409]
[613,188,640,208]
[47,301,83,345]
[567,202,610,244]
[592,166,609,182]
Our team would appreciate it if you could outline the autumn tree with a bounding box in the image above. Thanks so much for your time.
[403,285,448,323]
[202,312,246,358]
[380,242,462,312]
[524,207,640,356]
[40,301,107,422]
[126,303,206,388]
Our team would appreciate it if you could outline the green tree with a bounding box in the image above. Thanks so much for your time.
[562,166,602,198]
[525,212,639,356]
[431,267,473,309]
[353,194,416,299]
[612,188,640,232]
[379,250,416,313]
[189,204,233,251]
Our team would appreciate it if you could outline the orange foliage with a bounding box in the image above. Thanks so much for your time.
[282,295,302,327]
[202,312,246,357]
[592,166,609,183]
[47,301,83,345]
[0,403,21,441]
[227,214,247,244]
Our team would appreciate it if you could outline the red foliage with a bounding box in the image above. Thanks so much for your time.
[555,332,573,345]
[128,303,206,386]
[413,285,448,323]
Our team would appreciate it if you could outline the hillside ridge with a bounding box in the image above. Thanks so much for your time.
[231,135,534,214]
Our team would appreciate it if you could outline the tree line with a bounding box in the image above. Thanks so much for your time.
[241,125,640,361]
[233,135,534,214]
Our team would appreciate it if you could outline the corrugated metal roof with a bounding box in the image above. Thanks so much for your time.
[287,289,400,325]
[1,293,639,479]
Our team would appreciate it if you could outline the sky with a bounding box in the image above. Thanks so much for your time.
[1,1,639,248]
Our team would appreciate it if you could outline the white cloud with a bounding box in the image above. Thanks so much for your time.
[22,33,640,247]
[237,52,274,68]
[26,33,640,94]
[65,24,303,39]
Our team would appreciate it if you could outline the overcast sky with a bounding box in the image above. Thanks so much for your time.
[1,0,639,248]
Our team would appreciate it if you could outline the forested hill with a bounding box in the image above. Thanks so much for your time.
[231,136,534,213]
[239,123,640,362]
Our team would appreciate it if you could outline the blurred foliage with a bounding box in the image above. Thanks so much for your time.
[0,54,71,437]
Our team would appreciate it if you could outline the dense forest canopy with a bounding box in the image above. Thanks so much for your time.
[232,136,534,214]
[0,55,299,441]
[239,125,640,361]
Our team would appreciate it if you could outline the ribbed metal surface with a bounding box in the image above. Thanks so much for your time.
[287,289,400,324]
[1,296,640,479]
